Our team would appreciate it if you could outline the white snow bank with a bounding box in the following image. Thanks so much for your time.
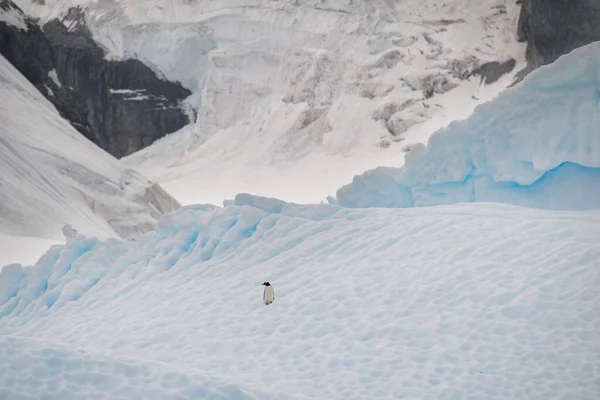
[0,336,296,400]
[0,53,179,249]
[1,199,599,399]
[334,43,600,210]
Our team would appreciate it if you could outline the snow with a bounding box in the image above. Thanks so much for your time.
[109,89,141,94]
[1,198,599,399]
[109,88,168,101]
[48,69,61,87]
[15,0,526,206]
[0,336,295,400]
[0,53,180,259]
[2,3,598,398]
[0,2,28,31]
[334,42,600,210]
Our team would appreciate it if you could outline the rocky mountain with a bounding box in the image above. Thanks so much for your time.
[4,0,600,206]
[0,0,92,137]
[517,0,600,73]
[0,0,192,158]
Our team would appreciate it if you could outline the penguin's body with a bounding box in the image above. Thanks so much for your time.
[262,282,274,305]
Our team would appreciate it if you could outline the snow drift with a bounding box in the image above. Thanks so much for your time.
[1,196,599,399]
[334,43,600,210]
[0,336,296,400]
[0,53,180,248]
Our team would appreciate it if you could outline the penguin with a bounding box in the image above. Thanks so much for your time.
[262,282,274,305]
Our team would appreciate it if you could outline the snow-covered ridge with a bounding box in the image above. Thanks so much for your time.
[14,0,526,205]
[1,197,599,398]
[0,53,180,250]
[333,42,600,210]
[0,0,27,31]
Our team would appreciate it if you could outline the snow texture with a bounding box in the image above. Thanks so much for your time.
[0,54,180,248]
[334,42,600,210]
[48,69,61,87]
[0,1,28,31]
[0,336,296,400]
[1,197,599,399]
[109,88,168,101]
[14,0,526,205]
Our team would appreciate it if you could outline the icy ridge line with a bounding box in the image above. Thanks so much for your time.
[0,199,342,319]
[333,43,600,210]
[1,195,596,320]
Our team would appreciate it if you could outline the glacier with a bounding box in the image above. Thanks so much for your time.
[334,42,600,210]
[13,0,527,205]
[1,197,599,399]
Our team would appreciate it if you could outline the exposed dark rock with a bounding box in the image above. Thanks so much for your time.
[0,1,192,158]
[0,0,92,140]
[517,0,600,77]
[473,59,516,85]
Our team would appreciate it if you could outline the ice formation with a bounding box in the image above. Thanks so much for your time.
[334,43,600,210]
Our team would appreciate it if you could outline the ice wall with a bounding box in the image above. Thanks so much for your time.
[334,43,600,210]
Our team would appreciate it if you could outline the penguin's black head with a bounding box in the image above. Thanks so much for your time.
[262,281,271,286]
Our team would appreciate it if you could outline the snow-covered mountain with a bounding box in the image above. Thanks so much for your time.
[13,0,526,205]
[1,8,599,398]
[0,53,180,265]
[0,0,193,158]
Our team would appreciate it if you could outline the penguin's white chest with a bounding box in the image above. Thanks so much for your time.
[263,286,275,302]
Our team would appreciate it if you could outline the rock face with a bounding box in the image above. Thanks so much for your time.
[0,0,92,138]
[518,0,600,70]
[0,1,192,158]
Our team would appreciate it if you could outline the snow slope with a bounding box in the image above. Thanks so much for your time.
[334,42,600,210]
[0,53,180,260]
[0,336,296,400]
[1,196,599,399]
[15,0,525,205]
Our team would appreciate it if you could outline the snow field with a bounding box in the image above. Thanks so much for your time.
[1,198,599,399]
[0,336,296,400]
